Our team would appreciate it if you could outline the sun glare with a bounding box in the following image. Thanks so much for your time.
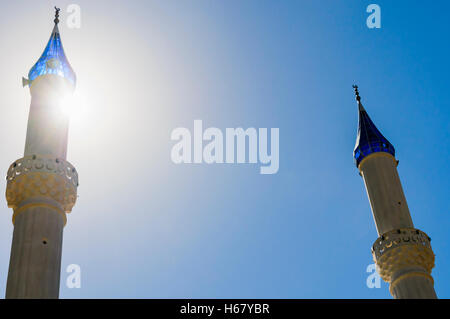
[60,90,89,119]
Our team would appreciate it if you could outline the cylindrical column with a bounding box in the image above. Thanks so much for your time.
[24,75,71,159]
[5,74,77,299]
[359,153,413,235]
[391,272,437,299]
[5,154,78,298]
[6,203,65,298]
[360,153,437,298]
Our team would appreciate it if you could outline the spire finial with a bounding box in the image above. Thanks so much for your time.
[352,84,361,103]
[54,6,61,25]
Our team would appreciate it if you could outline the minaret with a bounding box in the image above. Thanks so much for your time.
[352,85,437,299]
[5,8,78,299]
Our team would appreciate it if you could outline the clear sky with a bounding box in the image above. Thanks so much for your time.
[0,0,448,298]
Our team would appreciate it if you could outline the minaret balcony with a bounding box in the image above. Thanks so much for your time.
[5,155,78,224]
[371,228,435,284]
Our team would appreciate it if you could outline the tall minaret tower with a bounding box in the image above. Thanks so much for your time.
[352,85,437,299]
[5,8,78,298]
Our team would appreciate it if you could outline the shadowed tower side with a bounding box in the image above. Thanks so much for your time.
[352,85,437,299]
[5,8,78,299]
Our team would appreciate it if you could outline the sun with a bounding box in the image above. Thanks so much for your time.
[60,90,89,119]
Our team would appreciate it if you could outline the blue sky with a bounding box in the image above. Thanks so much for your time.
[0,0,448,298]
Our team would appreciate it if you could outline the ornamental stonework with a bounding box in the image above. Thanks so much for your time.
[372,228,435,282]
[5,155,78,213]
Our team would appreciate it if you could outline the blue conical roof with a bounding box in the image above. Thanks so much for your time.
[28,23,76,87]
[353,102,395,167]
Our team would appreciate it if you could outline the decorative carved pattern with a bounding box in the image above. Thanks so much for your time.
[5,155,78,213]
[372,228,435,282]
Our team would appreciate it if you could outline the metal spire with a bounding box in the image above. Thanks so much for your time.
[54,6,60,25]
[352,84,365,112]
[352,85,395,167]
[24,7,76,88]
[352,84,362,103]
